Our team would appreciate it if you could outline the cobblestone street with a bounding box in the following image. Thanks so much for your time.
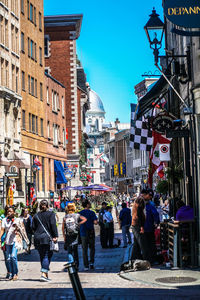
[0,213,200,300]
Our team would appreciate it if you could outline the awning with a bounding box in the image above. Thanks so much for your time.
[54,160,67,184]
[136,68,171,118]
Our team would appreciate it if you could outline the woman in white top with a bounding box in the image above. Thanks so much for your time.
[0,207,28,281]
[103,206,114,248]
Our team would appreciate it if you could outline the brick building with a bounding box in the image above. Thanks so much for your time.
[44,15,89,188]
[44,73,67,194]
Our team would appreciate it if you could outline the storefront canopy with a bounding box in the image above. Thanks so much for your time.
[136,68,171,119]
[54,160,67,184]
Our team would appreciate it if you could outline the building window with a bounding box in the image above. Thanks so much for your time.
[87,148,93,155]
[5,19,8,48]
[21,0,24,14]
[21,32,24,52]
[5,61,8,87]
[53,124,58,146]
[30,3,33,22]
[40,83,43,101]
[32,114,35,133]
[47,121,50,139]
[28,37,30,56]
[99,145,104,153]
[1,59,4,86]
[30,40,33,58]
[35,79,37,97]
[62,96,64,116]
[11,25,15,52]
[22,110,26,129]
[58,126,60,143]
[12,65,15,91]
[57,94,60,110]
[88,158,94,167]
[39,47,42,66]
[39,12,42,31]
[44,36,49,56]
[16,67,19,93]
[53,92,57,111]
[34,7,36,25]
[28,75,30,94]
[34,42,37,61]
[15,28,19,54]
[0,16,3,45]
[63,128,66,148]
[31,77,34,95]
[29,113,31,131]
[36,116,38,134]
[27,0,29,19]
[40,118,44,136]
[47,87,49,104]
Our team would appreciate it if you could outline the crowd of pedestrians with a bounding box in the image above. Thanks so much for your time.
[0,189,195,281]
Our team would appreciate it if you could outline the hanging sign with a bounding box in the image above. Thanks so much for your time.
[152,113,175,134]
[164,0,200,28]
[159,144,170,161]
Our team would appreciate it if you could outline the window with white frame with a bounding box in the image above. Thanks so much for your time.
[53,124,58,146]
[46,87,49,104]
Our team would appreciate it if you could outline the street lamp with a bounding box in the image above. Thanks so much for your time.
[144,8,165,64]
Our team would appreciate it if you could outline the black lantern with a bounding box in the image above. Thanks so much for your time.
[144,8,165,64]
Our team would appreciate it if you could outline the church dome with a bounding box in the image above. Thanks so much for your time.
[87,90,105,114]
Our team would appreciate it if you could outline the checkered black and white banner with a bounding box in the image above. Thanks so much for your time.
[130,104,153,152]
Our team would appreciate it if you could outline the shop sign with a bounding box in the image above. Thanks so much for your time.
[164,0,200,28]
[152,113,175,134]
[5,172,19,178]
[166,129,190,138]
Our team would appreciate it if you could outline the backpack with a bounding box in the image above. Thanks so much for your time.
[65,214,79,236]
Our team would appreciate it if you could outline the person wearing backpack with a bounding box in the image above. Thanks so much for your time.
[62,203,87,270]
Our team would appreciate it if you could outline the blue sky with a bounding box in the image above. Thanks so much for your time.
[44,1,164,123]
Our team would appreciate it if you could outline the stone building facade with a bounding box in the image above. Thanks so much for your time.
[0,0,24,205]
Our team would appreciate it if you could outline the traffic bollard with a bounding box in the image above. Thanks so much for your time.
[65,254,86,300]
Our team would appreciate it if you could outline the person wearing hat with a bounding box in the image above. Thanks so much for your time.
[140,189,160,263]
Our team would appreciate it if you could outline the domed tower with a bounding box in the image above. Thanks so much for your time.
[86,89,106,184]
[86,89,105,132]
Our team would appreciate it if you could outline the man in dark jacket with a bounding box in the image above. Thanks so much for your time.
[119,203,132,247]
[141,189,160,263]
[98,202,107,248]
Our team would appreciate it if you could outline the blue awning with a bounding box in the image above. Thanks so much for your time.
[54,160,67,184]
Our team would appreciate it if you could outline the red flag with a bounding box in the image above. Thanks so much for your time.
[34,157,41,166]
[148,131,171,187]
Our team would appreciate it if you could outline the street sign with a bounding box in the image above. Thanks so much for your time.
[5,172,19,178]
[166,129,190,138]
[152,113,175,134]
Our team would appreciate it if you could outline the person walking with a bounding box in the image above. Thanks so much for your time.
[103,206,114,248]
[98,201,107,248]
[141,189,160,263]
[62,203,87,270]
[80,200,98,270]
[21,207,32,254]
[0,206,29,281]
[131,196,147,260]
[119,202,132,248]
[32,200,58,282]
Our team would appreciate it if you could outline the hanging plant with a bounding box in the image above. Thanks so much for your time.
[166,164,183,184]
[156,180,169,194]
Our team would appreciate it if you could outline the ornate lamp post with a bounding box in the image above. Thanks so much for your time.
[144,8,165,64]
